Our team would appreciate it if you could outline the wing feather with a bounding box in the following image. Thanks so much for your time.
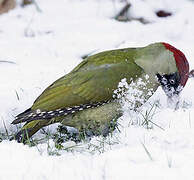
[32,49,144,111]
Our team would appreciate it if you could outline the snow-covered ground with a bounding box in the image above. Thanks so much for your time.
[1,0,194,179]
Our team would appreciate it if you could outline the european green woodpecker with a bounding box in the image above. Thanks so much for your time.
[12,42,189,142]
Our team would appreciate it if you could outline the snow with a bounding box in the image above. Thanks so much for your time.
[0,0,194,179]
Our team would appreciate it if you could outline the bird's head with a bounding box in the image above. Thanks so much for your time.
[156,43,189,98]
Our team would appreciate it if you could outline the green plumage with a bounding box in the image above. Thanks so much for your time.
[12,42,179,142]
[32,48,142,111]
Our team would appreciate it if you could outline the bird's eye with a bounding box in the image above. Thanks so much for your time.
[169,79,175,85]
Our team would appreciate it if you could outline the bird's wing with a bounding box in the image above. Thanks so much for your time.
[12,49,145,124]
[32,57,143,111]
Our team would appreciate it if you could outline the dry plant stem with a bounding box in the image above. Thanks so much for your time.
[115,2,131,21]
[114,2,150,24]
[0,60,16,64]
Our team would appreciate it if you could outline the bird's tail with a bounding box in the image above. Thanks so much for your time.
[12,101,110,125]
[13,119,51,143]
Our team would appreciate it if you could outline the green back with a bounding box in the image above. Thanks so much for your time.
[32,48,144,111]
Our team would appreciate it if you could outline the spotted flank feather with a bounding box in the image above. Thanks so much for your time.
[12,101,110,124]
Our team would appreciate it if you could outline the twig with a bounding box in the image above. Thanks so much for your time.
[32,0,41,13]
[115,3,131,21]
[0,60,16,64]
[114,2,150,24]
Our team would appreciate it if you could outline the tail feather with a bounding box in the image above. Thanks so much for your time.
[15,108,31,119]
[12,119,53,142]
[12,101,110,124]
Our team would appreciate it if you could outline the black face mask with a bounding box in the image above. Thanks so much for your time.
[156,72,182,97]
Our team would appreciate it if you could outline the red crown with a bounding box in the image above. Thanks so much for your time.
[162,42,189,87]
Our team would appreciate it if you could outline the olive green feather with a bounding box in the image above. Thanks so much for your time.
[32,48,143,111]
[12,42,179,142]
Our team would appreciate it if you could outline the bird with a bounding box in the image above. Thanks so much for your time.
[12,42,189,142]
